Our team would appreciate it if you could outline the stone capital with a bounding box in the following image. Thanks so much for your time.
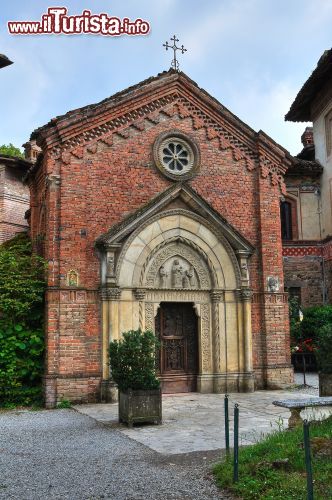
[100,286,121,301]
[133,288,146,301]
[240,288,253,302]
[210,289,224,302]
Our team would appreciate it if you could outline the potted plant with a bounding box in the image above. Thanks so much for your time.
[109,329,162,427]
[316,324,332,396]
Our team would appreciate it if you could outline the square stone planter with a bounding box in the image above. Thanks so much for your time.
[319,372,332,396]
[118,388,162,427]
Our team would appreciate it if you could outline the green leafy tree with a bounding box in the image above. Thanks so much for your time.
[0,233,45,319]
[315,324,332,374]
[300,305,332,341]
[0,233,46,406]
[0,143,24,158]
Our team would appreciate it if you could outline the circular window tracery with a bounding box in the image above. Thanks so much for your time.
[153,132,200,181]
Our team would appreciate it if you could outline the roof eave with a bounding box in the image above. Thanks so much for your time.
[285,49,332,122]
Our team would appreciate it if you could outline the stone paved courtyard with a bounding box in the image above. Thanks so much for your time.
[75,375,331,455]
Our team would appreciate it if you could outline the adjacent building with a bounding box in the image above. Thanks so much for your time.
[0,155,30,243]
[284,49,332,306]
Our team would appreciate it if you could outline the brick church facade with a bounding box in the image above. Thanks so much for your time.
[26,69,297,407]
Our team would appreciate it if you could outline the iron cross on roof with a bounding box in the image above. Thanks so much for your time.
[163,35,187,71]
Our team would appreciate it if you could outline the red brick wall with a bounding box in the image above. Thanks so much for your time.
[29,82,293,404]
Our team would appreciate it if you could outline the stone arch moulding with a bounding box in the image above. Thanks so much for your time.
[95,184,255,292]
[117,210,238,290]
[96,184,256,396]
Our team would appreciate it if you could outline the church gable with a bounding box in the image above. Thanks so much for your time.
[30,70,291,194]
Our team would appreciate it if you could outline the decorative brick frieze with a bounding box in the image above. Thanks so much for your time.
[283,245,322,257]
[252,292,288,304]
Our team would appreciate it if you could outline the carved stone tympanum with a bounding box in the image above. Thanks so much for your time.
[171,259,183,288]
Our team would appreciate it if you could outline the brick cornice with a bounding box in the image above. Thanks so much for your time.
[31,72,292,194]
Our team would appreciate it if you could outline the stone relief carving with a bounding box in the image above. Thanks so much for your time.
[146,243,210,289]
[267,276,280,293]
[212,300,220,372]
[157,258,200,289]
[145,302,155,331]
[240,262,248,279]
[106,255,115,276]
[200,304,211,372]
[144,290,209,302]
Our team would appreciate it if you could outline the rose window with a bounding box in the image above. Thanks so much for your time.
[162,140,191,172]
[154,132,200,180]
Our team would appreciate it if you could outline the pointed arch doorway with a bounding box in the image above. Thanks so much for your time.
[155,302,198,393]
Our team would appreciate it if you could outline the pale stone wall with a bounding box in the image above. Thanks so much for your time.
[313,101,332,238]
[285,187,321,240]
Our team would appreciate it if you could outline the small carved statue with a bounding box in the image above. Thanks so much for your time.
[182,273,190,288]
[159,265,168,288]
[241,262,248,279]
[267,276,279,293]
[187,265,196,287]
[171,259,183,288]
[107,255,115,276]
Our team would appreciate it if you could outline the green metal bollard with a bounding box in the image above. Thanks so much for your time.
[233,403,239,483]
[303,420,314,500]
[224,394,230,454]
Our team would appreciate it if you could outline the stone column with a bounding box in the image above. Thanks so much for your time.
[240,288,255,392]
[210,290,224,373]
[134,288,146,330]
[210,290,227,393]
[241,288,253,372]
[100,286,121,403]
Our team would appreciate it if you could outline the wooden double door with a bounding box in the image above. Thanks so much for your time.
[155,302,198,393]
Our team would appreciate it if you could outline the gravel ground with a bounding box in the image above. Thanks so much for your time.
[0,409,231,500]
[293,372,319,395]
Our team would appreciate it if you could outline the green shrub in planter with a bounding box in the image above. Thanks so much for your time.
[109,329,160,391]
[109,329,161,427]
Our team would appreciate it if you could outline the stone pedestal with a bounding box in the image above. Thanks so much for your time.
[100,380,118,403]
[319,372,332,396]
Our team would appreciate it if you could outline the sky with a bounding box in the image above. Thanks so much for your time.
[0,0,331,155]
